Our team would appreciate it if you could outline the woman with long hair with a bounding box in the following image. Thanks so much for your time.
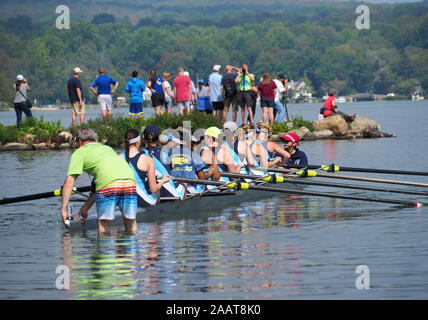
[13,75,32,126]
[257,72,277,124]
[147,69,165,116]
[162,72,174,115]
[255,122,290,165]
[122,128,170,207]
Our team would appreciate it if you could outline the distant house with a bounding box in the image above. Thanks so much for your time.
[288,80,313,102]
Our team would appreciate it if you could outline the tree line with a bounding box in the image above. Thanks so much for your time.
[0,2,427,105]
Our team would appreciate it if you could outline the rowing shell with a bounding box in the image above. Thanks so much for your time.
[66,187,274,231]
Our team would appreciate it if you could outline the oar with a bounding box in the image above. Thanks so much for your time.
[171,177,424,207]
[279,164,428,176]
[0,186,92,205]
[220,172,428,197]
[257,167,428,188]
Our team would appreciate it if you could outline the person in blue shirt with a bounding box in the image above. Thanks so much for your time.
[147,69,165,116]
[279,133,308,166]
[90,67,119,121]
[125,70,146,120]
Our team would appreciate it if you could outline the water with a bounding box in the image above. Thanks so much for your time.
[0,100,428,299]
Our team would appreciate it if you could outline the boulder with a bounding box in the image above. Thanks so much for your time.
[313,115,349,136]
[0,142,33,151]
[349,115,381,134]
[56,143,71,150]
[23,134,36,145]
[310,129,334,140]
[33,143,49,150]
[58,131,74,144]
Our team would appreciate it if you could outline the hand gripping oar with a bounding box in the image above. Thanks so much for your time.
[171,177,425,207]
[220,172,428,197]
[279,164,428,176]
[0,186,92,205]
[257,167,428,188]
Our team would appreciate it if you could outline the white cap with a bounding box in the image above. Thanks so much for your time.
[16,75,24,81]
[73,67,83,74]
[223,121,238,132]
[183,71,190,77]
[213,65,221,71]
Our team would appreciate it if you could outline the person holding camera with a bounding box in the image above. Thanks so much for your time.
[13,74,33,126]
[235,63,255,125]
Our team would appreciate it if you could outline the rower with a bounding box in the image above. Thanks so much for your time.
[122,129,170,207]
[166,127,220,195]
[201,126,243,174]
[234,124,257,169]
[279,133,308,166]
[250,122,282,168]
[143,124,162,161]
[256,122,291,164]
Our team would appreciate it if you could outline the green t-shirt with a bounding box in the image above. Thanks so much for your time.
[238,73,254,91]
[67,142,134,191]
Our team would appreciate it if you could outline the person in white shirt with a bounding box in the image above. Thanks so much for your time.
[273,74,288,123]
[162,72,174,115]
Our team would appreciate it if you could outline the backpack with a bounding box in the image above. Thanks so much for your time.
[223,75,236,97]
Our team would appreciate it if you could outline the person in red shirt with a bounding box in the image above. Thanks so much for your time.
[321,89,355,122]
[173,67,193,115]
[257,72,277,124]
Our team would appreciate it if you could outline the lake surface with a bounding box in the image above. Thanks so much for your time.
[0,100,428,300]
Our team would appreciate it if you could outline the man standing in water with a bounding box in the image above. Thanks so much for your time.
[90,67,119,121]
[60,128,138,236]
[67,67,85,127]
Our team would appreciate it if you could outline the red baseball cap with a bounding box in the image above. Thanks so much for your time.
[280,133,299,145]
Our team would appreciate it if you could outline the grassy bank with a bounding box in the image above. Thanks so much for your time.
[0,112,313,148]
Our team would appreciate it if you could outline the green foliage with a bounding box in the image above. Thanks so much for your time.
[0,1,427,105]
[270,116,314,134]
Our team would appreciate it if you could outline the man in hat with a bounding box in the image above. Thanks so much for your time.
[173,67,193,115]
[67,67,85,127]
[209,65,224,119]
[280,133,308,166]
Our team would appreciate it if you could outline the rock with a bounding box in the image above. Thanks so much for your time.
[33,143,49,150]
[58,131,74,144]
[287,126,310,140]
[0,142,33,151]
[313,115,349,136]
[23,134,36,144]
[349,115,381,134]
[56,143,71,149]
[310,129,334,139]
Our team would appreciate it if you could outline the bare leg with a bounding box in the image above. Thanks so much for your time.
[232,110,237,122]
[262,107,268,123]
[72,114,77,127]
[269,107,274,124]
[107,110,113,120]
[124,218,137,235]
[98,219,111,236]
[101,109,107,121]
[80,113,85,125]
[247,106,254,125]
[241,107,246,125]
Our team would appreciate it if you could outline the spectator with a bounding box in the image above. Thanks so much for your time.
[184,71,197,108]
[90,67,119,121]
[196,78,213,114]
[125,70,146,120]
[257,72,277,124]
[273,74,287,123]
[173,67,193,115]
[209,65,224,119]
[147,69,165,116]
[13,74,32,126]
[162,72,174,115]
[221,65,239,122]
[67,68,85,127]
[235,63,256,125]
[320,88,355,122]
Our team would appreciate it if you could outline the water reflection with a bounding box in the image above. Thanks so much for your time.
[59,194,405,299]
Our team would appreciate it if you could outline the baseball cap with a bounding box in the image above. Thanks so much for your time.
[223,121,238,133]
[16,75,24,81]
[198,78,204,84]
[213,65,221,71]
[184,71,190,77]
[74,67,83,74]
[204,127,222,139]
[143,125,160,138]
[280,133,299,145]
